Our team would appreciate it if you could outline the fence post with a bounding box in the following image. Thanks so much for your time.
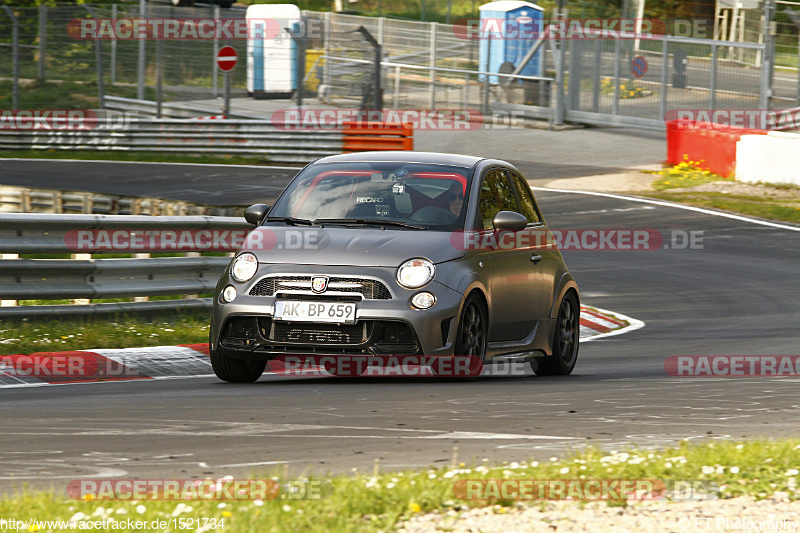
[709,43,718,111]
[213,5,220,98]
[429,22,437,109]
[482,36,491,116]
[84,6,105,110]
[567,39,581,112]
[660,39,668,122]
[137,0,146,100]
[38,4,46,83]
[156,37,163,117]
[592,40,601,113]
[1,6,19,110]
[393,65,401,108]
[111,4,117,85]
[759,0,775,109]
[612,38,620,117]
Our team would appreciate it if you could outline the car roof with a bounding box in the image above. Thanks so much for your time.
[312,151,486,168]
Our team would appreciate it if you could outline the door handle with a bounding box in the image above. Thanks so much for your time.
[530,254,543,264]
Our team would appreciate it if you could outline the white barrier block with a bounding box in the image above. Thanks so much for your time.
[736,132,800,186]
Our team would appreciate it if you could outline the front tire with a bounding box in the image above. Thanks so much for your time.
[535,291,579,376]
[210,348,267,383]
[450,294,486,377]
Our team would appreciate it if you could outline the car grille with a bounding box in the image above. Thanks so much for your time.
[220,317,420,355]
[270,321,368,345]
[249,276,392,300]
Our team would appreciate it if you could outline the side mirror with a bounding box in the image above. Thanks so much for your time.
[492,211,528,231]
[244,204,270,225]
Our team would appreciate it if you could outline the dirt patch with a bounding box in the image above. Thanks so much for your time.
[544,167,659,193]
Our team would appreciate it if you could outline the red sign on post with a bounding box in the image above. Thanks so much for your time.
[216,46,238,72]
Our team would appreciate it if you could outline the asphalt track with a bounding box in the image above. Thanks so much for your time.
[1,161,800,495]
[0,158,631,207]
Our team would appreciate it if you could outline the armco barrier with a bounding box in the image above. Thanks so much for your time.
[0,118,415,162]
[342,122,414,152]
[736,131,800,186]
[666,119,768,178]
[0,213,251,317]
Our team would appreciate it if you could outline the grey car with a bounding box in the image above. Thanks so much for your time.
[209,151,579,382]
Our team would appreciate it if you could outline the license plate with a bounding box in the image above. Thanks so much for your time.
[273,300,357,324]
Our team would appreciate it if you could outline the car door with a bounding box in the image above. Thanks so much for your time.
[507,169,558,318]
[477,168,543,343]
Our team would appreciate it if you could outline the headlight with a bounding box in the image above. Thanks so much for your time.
[230,253,258,283]
[411,292,436,309]
[221,285,237,303]
[397,258,435,289]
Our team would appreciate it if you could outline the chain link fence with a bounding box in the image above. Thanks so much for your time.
[1,3,798,128]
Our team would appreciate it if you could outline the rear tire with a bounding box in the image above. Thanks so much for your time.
[535,291,579,376]
[210,348,267,383]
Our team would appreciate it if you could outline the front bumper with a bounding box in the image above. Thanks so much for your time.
[211,263,465,358]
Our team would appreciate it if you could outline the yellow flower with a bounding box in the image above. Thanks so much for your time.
[409,502,421,513]
[222,511,232,517]
[28,526,40,532]
[82,494,94,501]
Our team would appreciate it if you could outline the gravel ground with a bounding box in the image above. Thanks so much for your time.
[397,493,800,532]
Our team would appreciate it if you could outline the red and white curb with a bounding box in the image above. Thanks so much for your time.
[0,307,643,388]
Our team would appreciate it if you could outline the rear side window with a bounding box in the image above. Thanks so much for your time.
[509,171,541,224]
[477,169,518,230]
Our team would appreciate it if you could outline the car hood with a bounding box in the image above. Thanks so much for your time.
[244,226,465,267]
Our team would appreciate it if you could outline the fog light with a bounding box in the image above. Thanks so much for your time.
[411,292,436,309]
[221,285,237,303]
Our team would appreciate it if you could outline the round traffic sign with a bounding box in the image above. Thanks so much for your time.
[631,55,647,78]
[216,46,238,72]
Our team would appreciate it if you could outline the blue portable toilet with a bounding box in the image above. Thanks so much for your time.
[478,1,544,83]
[246,4,301,98]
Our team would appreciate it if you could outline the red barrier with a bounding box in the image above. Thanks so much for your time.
[666,120,768,178]
[342,121,414,152]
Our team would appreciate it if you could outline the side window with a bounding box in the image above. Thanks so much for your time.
[509,171,541,224]
[478,169,518,230]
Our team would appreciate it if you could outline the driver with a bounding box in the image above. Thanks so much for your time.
[445,181,464,217]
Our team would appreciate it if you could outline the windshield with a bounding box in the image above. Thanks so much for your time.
[267,161,474,231]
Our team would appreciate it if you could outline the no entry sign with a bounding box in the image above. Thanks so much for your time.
[216,46,238,72]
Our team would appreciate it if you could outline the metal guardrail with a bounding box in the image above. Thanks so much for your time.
[0,213,252,317]
[0,185,239,216]
[0,118,343,163]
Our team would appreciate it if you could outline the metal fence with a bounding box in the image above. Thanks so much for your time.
[562,34,770,129]
[0,213,250,317]
[0,117,343,163]
[2,4,799,131]
[0,184,238,217]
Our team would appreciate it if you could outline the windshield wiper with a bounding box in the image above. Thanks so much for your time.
[264,216,315,226]
[314,218,427,230]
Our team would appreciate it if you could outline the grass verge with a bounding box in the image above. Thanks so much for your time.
[639,191,800,223]
[0,313,210,355]
[641,160,800,224]
[1,440,798,532]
